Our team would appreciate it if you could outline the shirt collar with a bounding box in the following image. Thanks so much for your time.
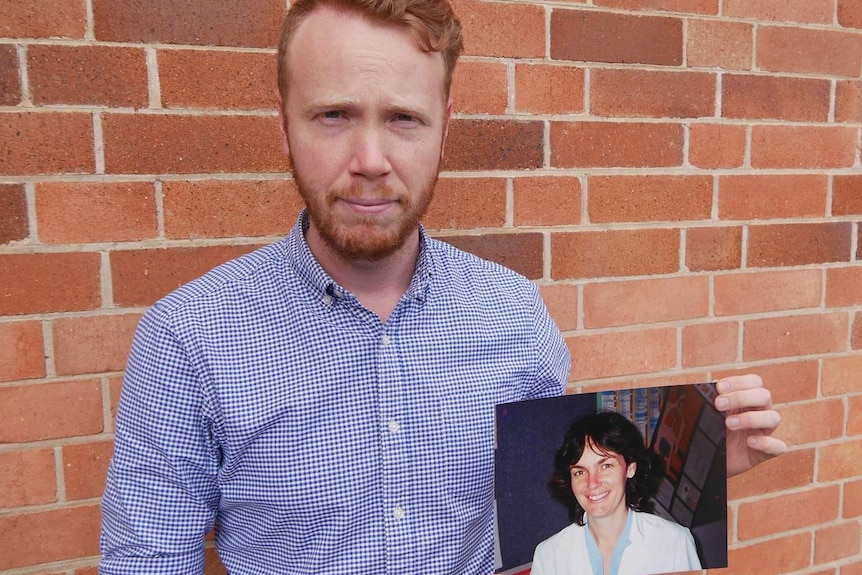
[584,509,634,575]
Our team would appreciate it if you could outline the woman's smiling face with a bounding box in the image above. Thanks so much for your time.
[569,439,637,522]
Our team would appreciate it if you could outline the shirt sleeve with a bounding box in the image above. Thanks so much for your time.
[100,304,221,574]
[528,284,571,399]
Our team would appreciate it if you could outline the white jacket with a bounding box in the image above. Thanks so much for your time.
[530,511,702,575]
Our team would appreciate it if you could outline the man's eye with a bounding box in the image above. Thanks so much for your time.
[394,113,416,123]
[322,111,343,120]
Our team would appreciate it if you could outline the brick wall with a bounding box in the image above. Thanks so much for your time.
[1,0,861,572]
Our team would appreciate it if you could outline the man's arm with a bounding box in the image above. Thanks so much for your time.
[714,374,787,477]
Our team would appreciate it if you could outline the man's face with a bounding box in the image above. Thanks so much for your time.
[280,7,453,261]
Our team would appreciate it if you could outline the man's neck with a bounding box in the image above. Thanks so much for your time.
[305,224,420,323]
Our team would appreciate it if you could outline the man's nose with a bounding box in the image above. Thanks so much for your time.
[350,124,391,179]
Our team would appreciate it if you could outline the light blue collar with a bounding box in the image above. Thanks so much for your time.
[585,509,634,575]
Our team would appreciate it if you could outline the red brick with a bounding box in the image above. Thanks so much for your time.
[725,0,834,23]
[686,19,753,70]
[513,177,581,227]
[743,312,848,361]
[102,114,283,174]
[0,380,103,442]
[827,266,862,307]
[551,122,683,168]
[835,81,862,123]
[714,359,819,404]
[589,175,712,223]
[28,45,147,107]
[443,119,543,171]
[109,376,123,426]
[751,125,857,169]
[425,178,506,231]
[164,179,302,239]
[438,233,543,280]
[688,123,746,169]
[839,0,862,28]
[0,320,45,382]
[821,439,862,481]
[552,229,679,280]
[726,533,811,575]
[0,44,20,105]
[451,0,544,58]
[539,284,579,333]
[63,440,114,500]
[592,69,715,118]
[776,399,845,446]
[111,245,260,307]
[850,394,862,437]
[854,312,862,350]
[593,0,717,13]
[93,0,283,47]
[816,522,862,564]
[722,74,830,122]
[834,175,862,216]
[685,226,742,272]
[514,63,585,115]
[0,112,94,175]
[584,276,709,328]
[714,269,821,316]
[823,354,862,396]
[451,60,508,115]
[728,447,814,499]
[36,181,158,243]
[0,183,28,244]
[0,449,56,508]
[1,0,86,39]
[0,252,101,315]
[551,10,683,66]
[847,478,862,518]
[719,174,827,220]
[567,328,676,380]
[205,547,228,575]
[159,49,275,110]
[75,568,99,575]
[738,485,839,540]
[682,321,739,368]
[747,222,852,267]
[843,560,862,575]
[53,313,141,376]
[0,504,100,570]
[757,26,862,77]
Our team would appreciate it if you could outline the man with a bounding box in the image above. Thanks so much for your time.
[99,0,785,573]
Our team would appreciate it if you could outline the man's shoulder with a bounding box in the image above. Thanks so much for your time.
[426,236,535,290]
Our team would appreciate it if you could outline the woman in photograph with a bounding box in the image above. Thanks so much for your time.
[531,411,701,575]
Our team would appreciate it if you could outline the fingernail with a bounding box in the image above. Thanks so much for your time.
[747,436,758,446]
[716,380,729,393]
[727,416,740,429]
[716,397,730,410]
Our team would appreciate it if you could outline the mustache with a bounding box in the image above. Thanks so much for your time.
[327,182,408,204]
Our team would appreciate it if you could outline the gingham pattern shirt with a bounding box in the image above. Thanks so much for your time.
[100,212,570,575]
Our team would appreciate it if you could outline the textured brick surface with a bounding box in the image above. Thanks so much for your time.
[594,0,717,14]
[583,276,708,328]
[439,233,543,279]
[816,523,862,564]
[442,120,544,171]
[839,0,862,28]
[551,122,683,168]
[552,229,679,279]
[836,81,862,122]
[751,125,858,169]
[757,26,862,77]
[714,269,821,316]
[715,359,819,403]
[726,534,811,575]
[0,112,94,175]
[728,447,814,499]
[425,178,506,230]
[163,179,301,239]
[539,284,579,333]
[36,182,158,243]
[53,314,141,376]
[513,177,581,227]
[551,10,683,66]
[722,74,831,122]
[686,19,752,70]
[743,313,848,361]
[588,175,712,223]
[0,380,103,443]
[719,175,828,220]
[834,175,862,216]
[0,449,56,508]
[738,486,839,540]
[0,183,28,244]
[514,64,585,115]
[0,504,100,570]
[567,327,676,380]
[747,222,852,267]
[682,321,739,367]
[0,253,101,315]
[93,0,284,47]
[0,45,21,105]
[451,60,508,114]
[63,441,114,500]
[688,124,746,169]
[452,0,544,58]
[1,0,86,39]
[822,354,862,395]
[102,114,283,174]
[685,226,742,271]
[776,399,845,445]
[159,49,275,110]
[0,321,45,383]
[820,439,862,481]
[725,0,834,23]
[591,69,715,118]
[28,45,148,107]
[826,267,862,308]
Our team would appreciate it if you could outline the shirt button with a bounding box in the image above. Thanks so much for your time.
[382,334,391,346]
[322,294,332,306]
[393,507,405,520]
[388,419,400,433]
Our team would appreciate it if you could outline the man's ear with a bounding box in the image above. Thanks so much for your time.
[276,90,290,158]
[440,96,453,161]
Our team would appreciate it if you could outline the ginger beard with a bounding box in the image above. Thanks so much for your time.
[293,160,440,262]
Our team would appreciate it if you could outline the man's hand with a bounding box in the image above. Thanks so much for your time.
[714,374,787,477]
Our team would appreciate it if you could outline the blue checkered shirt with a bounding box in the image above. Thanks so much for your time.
[100,213,570,575]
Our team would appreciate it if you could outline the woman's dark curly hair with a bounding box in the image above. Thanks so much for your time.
[548,411,658,526]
